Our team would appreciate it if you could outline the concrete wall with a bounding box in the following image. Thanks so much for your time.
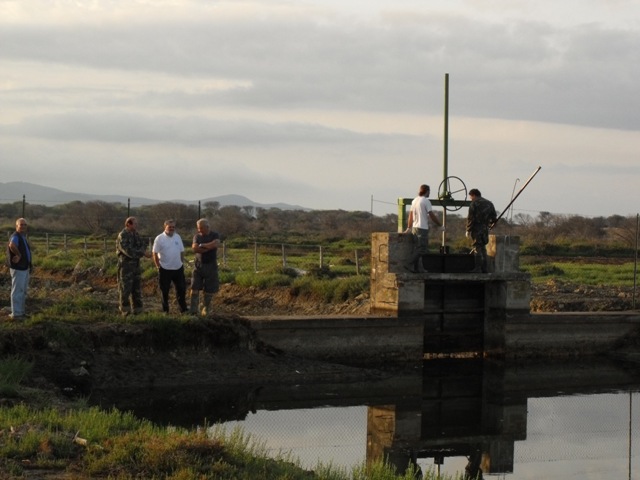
[247,315,424,366]
[245,232,640,363]
[504,311,640,358]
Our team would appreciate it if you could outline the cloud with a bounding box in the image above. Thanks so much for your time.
[0,0,638,217]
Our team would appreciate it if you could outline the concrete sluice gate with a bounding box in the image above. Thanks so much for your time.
[369,233,640,359]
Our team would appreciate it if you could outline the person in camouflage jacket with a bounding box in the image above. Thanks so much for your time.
[116,216,151,316]
[466,188,497,273]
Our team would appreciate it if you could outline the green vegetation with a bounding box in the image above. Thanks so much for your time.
[0,404,458,479]
[521,259,638,286]
[0,357,32,397]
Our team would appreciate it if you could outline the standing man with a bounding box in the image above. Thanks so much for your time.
[466,188,497,273]
[403,184,443,273]
[189,218,220,316]
[152,219,188,314]
[116,216,151,316]
[7,218,32,319]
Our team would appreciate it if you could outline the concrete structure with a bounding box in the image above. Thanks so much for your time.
[370,232,531,356]
[249,232,640,362]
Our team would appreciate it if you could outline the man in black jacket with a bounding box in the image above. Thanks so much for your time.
[7,218,32,319]
[466,189,497,273]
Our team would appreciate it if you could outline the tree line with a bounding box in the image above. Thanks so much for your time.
[1,200,638,252]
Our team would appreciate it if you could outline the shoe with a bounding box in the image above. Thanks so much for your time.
[8,314,24,320]
[403,264,417,273]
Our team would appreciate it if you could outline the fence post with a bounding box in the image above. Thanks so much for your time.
[633,213,639,309]
[104,238,107,255]
[282,244,287,268]
[254,242,258,273]
[355,249,360,275]
[220,241,225,268]
[46,233,50,255]
[319,246,323,268]
[84,237,87,254]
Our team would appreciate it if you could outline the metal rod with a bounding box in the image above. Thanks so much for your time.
[491,166,542,229]
[633,213,638,309]
[443,73,449,184]
[508,178,520,224]
[442,73,449,249]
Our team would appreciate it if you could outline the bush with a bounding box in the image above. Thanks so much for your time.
[291,276,369,303]
[235,272,294,289]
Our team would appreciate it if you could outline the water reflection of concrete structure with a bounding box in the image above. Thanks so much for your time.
[367,358,640,477]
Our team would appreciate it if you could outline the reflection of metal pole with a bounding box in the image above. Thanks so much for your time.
[629,391,632,480]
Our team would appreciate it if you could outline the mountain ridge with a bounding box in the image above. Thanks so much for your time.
[0,181,309,211]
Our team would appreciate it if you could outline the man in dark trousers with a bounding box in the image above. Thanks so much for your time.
[466,188,497,273]
[116,216,152,316]
[189,218,221,316]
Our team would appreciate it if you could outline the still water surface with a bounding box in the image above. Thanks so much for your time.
[221,391,640,479]
[94,358,640,479]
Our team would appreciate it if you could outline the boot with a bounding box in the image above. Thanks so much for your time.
[417,256,428,273]
[470,254,483,273]
[201,293,214,317]
[189,291,200,315]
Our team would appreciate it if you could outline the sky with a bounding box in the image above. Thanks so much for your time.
[1,0,639,218]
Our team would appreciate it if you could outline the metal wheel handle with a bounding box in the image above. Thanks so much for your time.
[437,176,467,211]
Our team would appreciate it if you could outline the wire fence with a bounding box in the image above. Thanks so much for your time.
[11,233,370,277]
[6,231,639,309]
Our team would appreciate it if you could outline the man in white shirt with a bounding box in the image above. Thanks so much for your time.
[152,219,188,313]
[404,184,443,273]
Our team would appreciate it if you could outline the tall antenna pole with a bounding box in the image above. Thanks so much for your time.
[443,73,449,185]
[441,73,450,252]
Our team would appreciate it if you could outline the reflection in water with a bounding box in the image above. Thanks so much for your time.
[91,357,640,478]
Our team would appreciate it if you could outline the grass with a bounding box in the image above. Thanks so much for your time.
[0,405,460,479]
[0,357,33,397]
[522,260,638,286]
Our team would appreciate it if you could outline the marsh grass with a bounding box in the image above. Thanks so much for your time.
[0,406,459,479]
[522,261,638,286]
[0,357,32,396]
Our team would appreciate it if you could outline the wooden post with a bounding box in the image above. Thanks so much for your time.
[254,242,258,273]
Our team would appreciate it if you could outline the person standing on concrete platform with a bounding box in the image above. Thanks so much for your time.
[7,218,32,320]
[116,216,152,316]
[466,188,497,273]
[152,219,188,314]
[403,184,443,273]
[189,218,220,316]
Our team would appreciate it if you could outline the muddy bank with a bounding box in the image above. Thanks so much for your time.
[0,316,392,410]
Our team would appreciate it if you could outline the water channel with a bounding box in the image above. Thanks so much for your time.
[92,356,640,479]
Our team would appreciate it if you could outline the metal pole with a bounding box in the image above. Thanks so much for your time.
[441,73,449,251]
[509,178,520,225]
[633,214,638,309]
[492,166,542,229]
[443,73,449,184]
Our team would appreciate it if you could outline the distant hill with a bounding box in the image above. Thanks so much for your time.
[0,182,309,211]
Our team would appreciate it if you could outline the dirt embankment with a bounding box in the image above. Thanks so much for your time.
[0,265,637,408]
